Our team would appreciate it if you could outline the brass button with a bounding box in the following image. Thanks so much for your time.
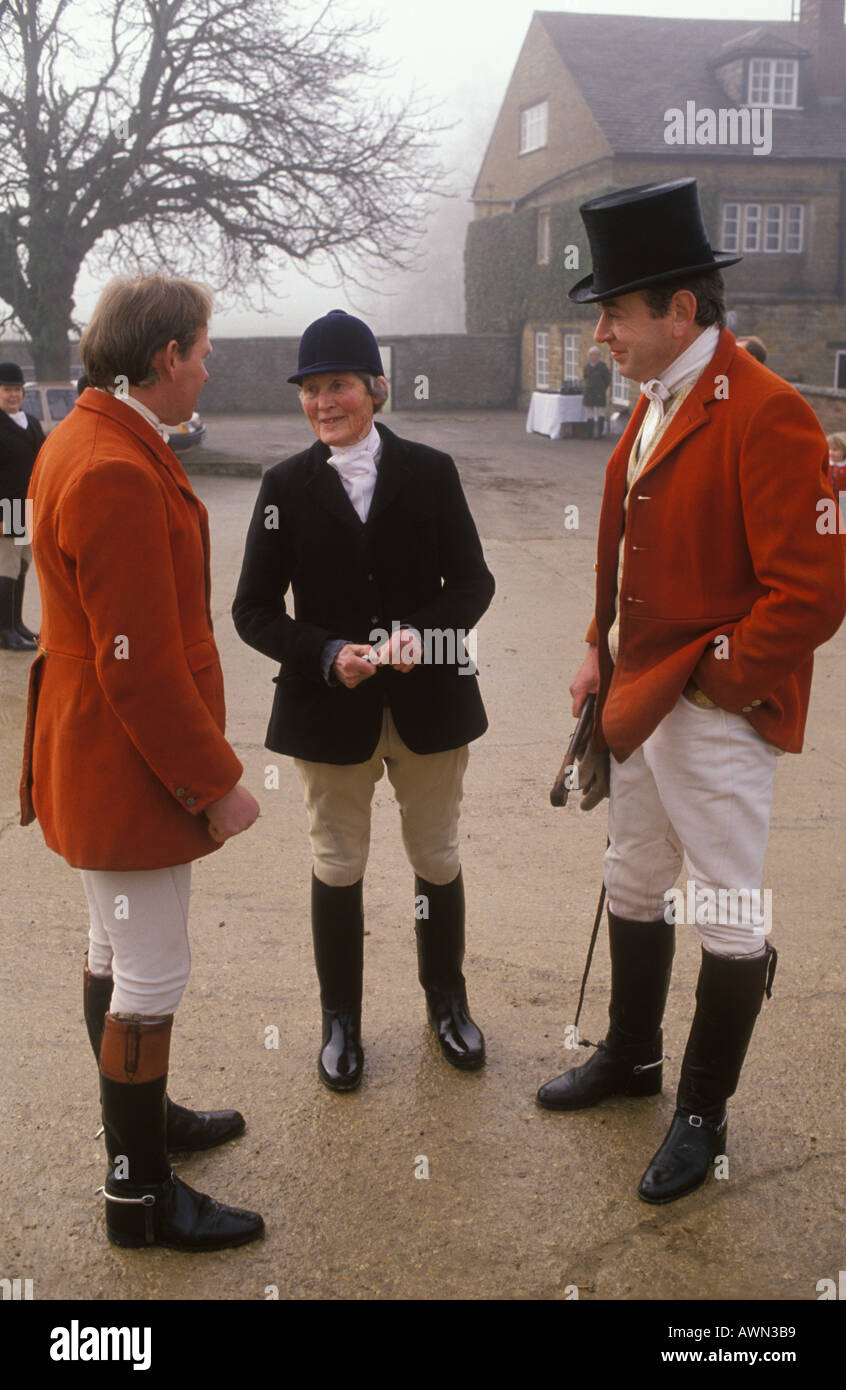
[186,796,196,807]
[742,706,753,713]
[751,699,762,707]
[176,787,186,797]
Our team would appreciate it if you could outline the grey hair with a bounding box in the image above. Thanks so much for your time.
[357,372,388,412]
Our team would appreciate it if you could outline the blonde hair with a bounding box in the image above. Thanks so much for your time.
[827,432,846,455]
[80,274,212,389]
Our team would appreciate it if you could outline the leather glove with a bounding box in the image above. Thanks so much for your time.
[577,736,610,811]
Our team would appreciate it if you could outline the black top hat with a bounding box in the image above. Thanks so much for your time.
[0,361,25,385]
[288,309,384,384]
[568,179,742,303]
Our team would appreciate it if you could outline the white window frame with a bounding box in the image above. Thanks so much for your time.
[743,203,761,253]
[722,203,741,254]
[611,361,630,407]
[563,333,579,384]
[535,330,550,389]
[520,101,548,155]
[785,204,804,253]
[537,208,551,265]
[764,204,783,253]
[748,57,798,108]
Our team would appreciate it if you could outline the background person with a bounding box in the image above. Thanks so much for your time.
[0,360,44,650]
[582,345,611,439]
[233,309,495,1092]
[737,335,767,364]
[827,431,846,504]
[21,274,263,1251]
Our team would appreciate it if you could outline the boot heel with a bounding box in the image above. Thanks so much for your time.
[104,1187,157,1247]
[625,1058,663,1096]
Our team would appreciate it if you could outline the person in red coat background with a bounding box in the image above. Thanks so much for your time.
[537,180,846,1204]
[20,274,264,1251]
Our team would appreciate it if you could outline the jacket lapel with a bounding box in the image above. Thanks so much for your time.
[77,389,199,504]
[366,424,412,525]
[630,328,737,484]
[303,422,413,530]
[77,389,215,620]
[304,440,363,530]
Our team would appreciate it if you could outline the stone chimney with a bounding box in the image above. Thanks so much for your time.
[799,0,846,104]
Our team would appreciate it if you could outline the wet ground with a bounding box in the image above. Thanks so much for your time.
[1,409,844,1303]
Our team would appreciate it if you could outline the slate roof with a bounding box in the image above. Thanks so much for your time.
[536,11,846,160]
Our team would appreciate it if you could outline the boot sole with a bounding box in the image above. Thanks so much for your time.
[106,1222,265,1251]
[637,1124,728,1204]
[438,1048,486,1071]
[536,1074,662,1111]
[318,1063,363,1092]
[166,1120,247,1155]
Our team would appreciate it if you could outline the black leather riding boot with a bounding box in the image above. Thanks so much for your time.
[14,559,38,641]
[0,575,36,650]
[414,869,485,1070]
[638,942,777,1204]
[537,907,675,1110]
[311,873,364,1091]
[84,960,245,1152]
[100,1013,264,1250]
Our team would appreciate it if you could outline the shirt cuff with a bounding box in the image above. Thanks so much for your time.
[321,638,348,685]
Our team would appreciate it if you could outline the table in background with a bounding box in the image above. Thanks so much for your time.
[526,392,587,440]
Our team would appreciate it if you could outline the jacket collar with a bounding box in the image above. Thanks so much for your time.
[616,328,737,484]
[76,388,197,500]
[305,420,412,529]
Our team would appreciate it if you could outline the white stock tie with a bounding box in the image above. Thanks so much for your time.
[638,378,672,459]
[326,431,380,522]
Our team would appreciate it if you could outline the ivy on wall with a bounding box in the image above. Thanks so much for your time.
[464,182,725,335]
[465,195,608,335]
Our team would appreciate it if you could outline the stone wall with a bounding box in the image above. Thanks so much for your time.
[198,334,520,413]
[0,334,521,413]
[792,384,846,434]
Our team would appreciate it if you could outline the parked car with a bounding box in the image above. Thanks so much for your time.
[23,382,207,451]
[166,411,207,452]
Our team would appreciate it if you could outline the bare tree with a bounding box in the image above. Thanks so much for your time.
[0,0,445,377]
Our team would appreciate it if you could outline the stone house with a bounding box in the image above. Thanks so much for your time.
[466,1,846,411]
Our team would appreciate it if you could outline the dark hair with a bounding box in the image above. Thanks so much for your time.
[642,270,726,329]
[80,274,212,389]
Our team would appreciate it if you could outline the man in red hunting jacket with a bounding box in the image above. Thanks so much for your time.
[537,180,846,1205]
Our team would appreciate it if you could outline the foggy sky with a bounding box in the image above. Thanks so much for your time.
[34,0,798,339]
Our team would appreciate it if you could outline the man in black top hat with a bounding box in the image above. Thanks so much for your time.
[0,361,44,650]
[536,179,845,1204]
[233,309,495,1091]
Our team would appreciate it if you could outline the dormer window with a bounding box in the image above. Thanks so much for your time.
[748,57,799,107]
[520,101,548,154]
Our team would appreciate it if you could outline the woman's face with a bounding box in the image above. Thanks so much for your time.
[300,372,374,448]
[0,382,25,414]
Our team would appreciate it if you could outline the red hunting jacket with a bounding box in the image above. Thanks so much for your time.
[19,389,242,870]
[587,330,846,762]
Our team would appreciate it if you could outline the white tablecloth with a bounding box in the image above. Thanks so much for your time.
[526,392,587,439]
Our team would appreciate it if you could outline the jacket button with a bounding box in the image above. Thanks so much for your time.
[742,706,753,713]
[751,699,762,707]
[186,796,196,807]
[176,787,186,797]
